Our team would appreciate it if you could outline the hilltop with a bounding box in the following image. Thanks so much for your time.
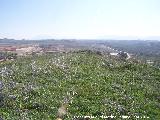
[0,51,159,119]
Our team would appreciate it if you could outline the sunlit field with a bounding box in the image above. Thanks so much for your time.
[0,51,159,119]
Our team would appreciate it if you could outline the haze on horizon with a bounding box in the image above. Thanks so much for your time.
[0,0,160,40]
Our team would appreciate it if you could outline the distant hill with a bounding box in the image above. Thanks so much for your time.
[104,40,160,56]
[96,35,160,41]
[1,38,160,66]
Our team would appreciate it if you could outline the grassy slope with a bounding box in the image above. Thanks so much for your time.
[0,52,160,120]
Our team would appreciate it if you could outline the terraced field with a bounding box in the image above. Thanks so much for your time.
[0,51,160,119]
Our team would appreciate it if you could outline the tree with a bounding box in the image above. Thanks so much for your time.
[118,51,128,60]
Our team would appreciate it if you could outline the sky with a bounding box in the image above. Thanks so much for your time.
[0,0,160,40]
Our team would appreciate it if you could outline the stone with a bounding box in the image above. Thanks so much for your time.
[0,81,3,90]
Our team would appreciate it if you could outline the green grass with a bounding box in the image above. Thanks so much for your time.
[0,51,160,120]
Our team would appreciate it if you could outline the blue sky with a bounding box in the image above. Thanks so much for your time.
[0,0,160,39]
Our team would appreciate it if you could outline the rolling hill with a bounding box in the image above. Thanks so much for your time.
[0,51,160,119]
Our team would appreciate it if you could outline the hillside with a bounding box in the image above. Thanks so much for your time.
[0,51,160,119]
[104,40,160,67]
